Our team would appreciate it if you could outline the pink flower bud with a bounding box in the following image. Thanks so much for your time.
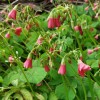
[36,82,42,86]
[78,60,91,77]
[93,3,98,7]
[84,0,88,3]
[44,65,50,72]
[49,48,54,53]
[5,33,10,39]
[95,13,98,19]
[36,36,43,45]
[8,56,14,63]
[24,58,32,68]
[8,6,17,20]
[87,49,94,55]
[26,24,32,30]
[93,47,99,51]
[85,6,89,11]
[48,18,55,29]
[92,6,98,11]
[94,34,99,40]
[15,27,22,36]
[58,64,66,75]
[74,25,79,31]
[74,25,83,35]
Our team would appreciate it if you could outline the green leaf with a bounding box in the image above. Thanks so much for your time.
[13,93,23,100]
[3,71,19,86]
[94,82,100,99]
[35,92,45,100]
[91,60,99,69]
[49,92,58,100]
[65,37,73,46]
[20,67,47,84]
[2,89,17,100]
[20,88,33,100]
[55,83,76,100]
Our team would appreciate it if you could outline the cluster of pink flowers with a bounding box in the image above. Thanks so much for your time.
[87,47,99,55]
[5,6,22,39]
[48,16,61,29]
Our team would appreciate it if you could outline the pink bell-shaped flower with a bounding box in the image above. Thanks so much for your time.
[24,58,32,68]
[78,60,91,77]
[48,18,55,29]
[15,27,22,36]
[87,49,94,55]
[55,16,61,27]
[58,64,66,75]
[8,5,17,20]
[58,58,66,75]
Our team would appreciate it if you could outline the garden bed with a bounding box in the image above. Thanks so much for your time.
[0,0,100,100]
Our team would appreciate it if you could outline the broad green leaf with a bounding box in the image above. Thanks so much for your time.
[91,60,99,68]
[3,71,19,86]
[55,83,76,100]
[20,67,47,84]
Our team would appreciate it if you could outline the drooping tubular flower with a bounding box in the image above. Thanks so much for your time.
[24,53,32,68]
[48,18,55,29]
[15,27,22,36]
[74,25,83,35]
[8,5,17,20]
[54,16,61,27]
[87,49,94,55]
[58,58,66,75]
[78,60,91,77]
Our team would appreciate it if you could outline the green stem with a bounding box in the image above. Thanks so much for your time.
[69,64,87,100]
[74,32,83,57]
[64,76,80,100]
[90,72,100,86]
[1,34,35,97]
[62,76,69,100]
[18,61,35,96]
[87,72,95,100]
[87,30,97,46]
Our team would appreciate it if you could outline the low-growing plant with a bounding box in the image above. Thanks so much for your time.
[0,0,100,99]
